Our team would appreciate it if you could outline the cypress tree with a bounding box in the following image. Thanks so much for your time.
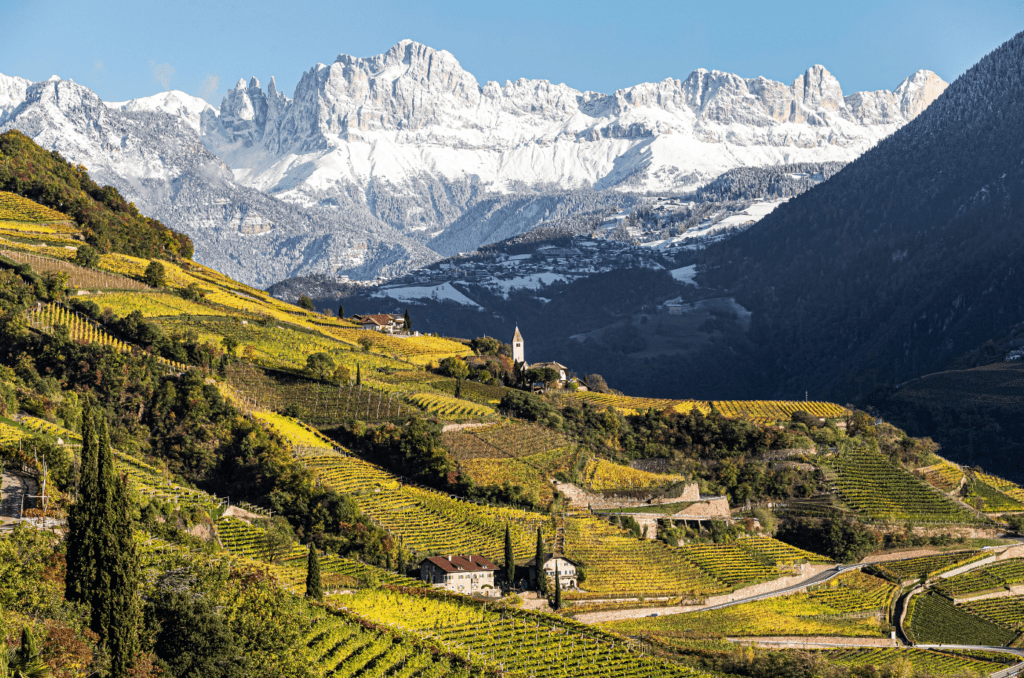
[305,543,323,602]
[534,527,547,596]
[338,304,344,319]
[93,415,140,678]
[503,524,515,589]
[356,364,361,386]
[65,400,99,604]
[403,309,411,332]
[455,379,462,399]
[553,564,562,610]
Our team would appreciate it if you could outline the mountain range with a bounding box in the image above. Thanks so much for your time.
[0,41,946,285]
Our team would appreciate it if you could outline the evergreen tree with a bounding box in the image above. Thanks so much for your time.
[65,399,98,604]
[403,309,411,332]
[503,524,515,589]
[93,415,140,678]
[356,364,361,386]
[338,304,344,319]
[553,565,562,610]
[305,543,323,602]
[455,379,462,399]
[534,527,547,596]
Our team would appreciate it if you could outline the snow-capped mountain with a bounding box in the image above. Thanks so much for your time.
[0,41,946,286]
[200,40,946,248]
[0,76,438,286]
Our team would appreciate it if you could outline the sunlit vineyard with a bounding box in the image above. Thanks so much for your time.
[406,393,495,420]
[968,476,1024,512]
[251,411,338,451]
[26,303,188,372]
[712,400,849,421]
[870,550,984,582]
[564,392,710,416]
[460,447,578,505]
[960,595,1024,631]
[2,250,149,290]
[606,572,890,638]
[335,589,705,678]
[933,558,1024,597]
[919,461,964,493]
[563,517,726,598]
[17,414,80,442]
[823,449,982,524]
[91,290,214,317]
[300,452,549,560]
[582,457,686,492]
[319,327,473,366]
[116,450,221,510]
[0,190,71,223]
[0,421,28,445]
[975,471,1024,503]
[823,648,1009,676]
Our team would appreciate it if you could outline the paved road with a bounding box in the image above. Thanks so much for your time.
[699,565,853,612]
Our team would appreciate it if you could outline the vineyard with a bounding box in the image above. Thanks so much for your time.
[975,471,1024,503]
[869,550,984,582]
[823,449,982,524]
[605,573,890,638]
[905,591,1016,646]
[318,327,474,366]
[933,558,1024,597]
[0,190,72,223]
[406,393,495,420]
[711,400,849,422]
[582,457,686,492]
[304,612,466,678]
[806,571,897,613]
[461,447,578,505]
[919,461,964,493]
[960,595,1024,631]
[225,363,424,426]
[335,589,703,678]
[564,392,710,416]
[250,411,338,451]
[562,517,726,598]
[90,290,214,317]
[968,476,1024,512]
[116,450,221,510]
[301,453,549,562]
[1,250,149,290]
[26,302,189,372]
[823,648,1009,676]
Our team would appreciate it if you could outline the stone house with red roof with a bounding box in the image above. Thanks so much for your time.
[418,554,500,595]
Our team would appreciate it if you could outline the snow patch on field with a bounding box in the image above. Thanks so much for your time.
[669,265,698,286]
[375,283,482,308]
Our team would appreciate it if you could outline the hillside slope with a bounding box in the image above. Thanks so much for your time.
[700,30,1024,402]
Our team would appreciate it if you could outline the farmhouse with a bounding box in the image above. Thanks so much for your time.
[419,554,500,595]
[525,554,581,589]
[352,313,405,333]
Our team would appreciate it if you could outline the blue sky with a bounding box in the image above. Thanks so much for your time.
[1,0,1019,104]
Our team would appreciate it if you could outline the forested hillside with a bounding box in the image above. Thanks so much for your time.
[0,130,193,260]
[700,30,1024,401]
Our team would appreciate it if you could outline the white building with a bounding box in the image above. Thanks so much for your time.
[419,555,500,595]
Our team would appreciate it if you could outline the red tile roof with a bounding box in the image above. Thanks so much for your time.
[420,555,499,573]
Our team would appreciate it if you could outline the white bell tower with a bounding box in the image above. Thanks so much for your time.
[512,326,525,365]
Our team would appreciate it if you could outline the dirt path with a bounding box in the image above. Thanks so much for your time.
[0,471,32,522]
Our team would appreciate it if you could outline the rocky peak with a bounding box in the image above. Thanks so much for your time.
[894,70,948,119]
[0,73,31,122]
[219,77,269,145]
[791,65,846,114]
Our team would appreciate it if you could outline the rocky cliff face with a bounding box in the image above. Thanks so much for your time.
[0,41,948,286]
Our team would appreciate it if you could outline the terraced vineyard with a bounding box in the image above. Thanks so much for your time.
[806,571,897,613]
[905,592,1016,645]
[251,411,337,451]
[976,471,1024,503]
[460,447,578,505]
[225,363,423,426]
[562,517,726,598]
[606,573,890,638]
[335,589,704,678]
[582,457,685,492]
[91,290,215,317]
[2,250,149,290]
[0,190,71,223]
[712,400,849,422]
[304,612,467,678]
[824,449,982,524]
[116,450,221,510]
[960,595,1024,631]
[870,550,984,582]
[969,476,1024,512]
[406,393,495,420]
[319,327,473,366]
[302,453,548,561]
[735,536,833,566]
[824,648,1010,676]
[564,392,710,416]
[919,462,964,493]
[934,558,1024,597]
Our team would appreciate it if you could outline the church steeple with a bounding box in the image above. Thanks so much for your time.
[512,326,525,364]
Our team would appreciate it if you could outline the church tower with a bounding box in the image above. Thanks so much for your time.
[512,326,525,365]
